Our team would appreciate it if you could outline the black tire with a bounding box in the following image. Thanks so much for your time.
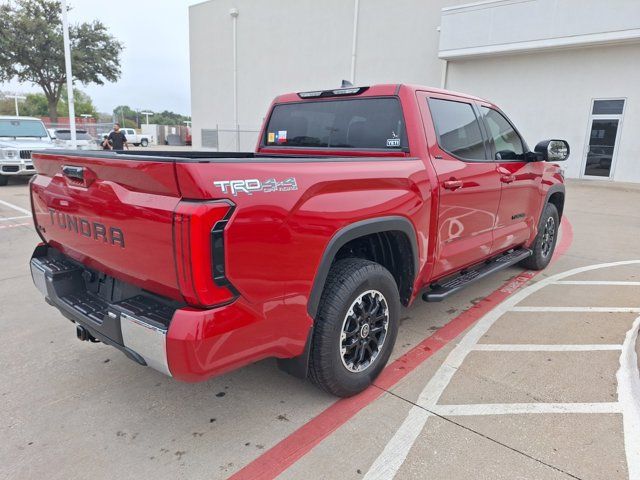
[309,258,400,397]
[520,202,559,270]
[0,175,7,186]
[140,139,149,147]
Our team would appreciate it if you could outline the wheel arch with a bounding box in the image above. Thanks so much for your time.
[545,184,566,219]
[306,216,419,319]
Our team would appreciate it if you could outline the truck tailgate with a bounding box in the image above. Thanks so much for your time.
[30,152,183,301]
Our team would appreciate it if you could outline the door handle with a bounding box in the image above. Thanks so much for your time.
[62,165,84,181]
[443,179,463,190]
[62,165,95,187]
[500,174,516,184]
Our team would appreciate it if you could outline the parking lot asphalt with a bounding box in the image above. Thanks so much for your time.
[1,175,639,480]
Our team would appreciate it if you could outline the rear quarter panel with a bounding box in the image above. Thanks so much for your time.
[175,158,431,356]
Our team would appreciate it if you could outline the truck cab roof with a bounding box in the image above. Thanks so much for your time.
[274,83,490,104]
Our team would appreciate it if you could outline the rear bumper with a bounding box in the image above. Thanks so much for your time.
[30,246,172,375]
[30,245,308,382]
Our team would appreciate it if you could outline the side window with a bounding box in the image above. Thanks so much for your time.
[428,98,487,161]
[481,107,524,160]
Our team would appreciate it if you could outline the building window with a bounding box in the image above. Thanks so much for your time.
[592,100,624,115]
[583,98,625,178]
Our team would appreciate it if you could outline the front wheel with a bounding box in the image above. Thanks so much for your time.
[520,202,559,270]
[309,258,400,397]
[0,175,7,186]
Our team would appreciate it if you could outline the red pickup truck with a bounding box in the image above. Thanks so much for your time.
[29,84,568,396]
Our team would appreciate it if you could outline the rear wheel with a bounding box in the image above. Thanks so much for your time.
[309,258,400,397]
[520,202,559,270]
[0,175,8,186]
[140,139,149,147]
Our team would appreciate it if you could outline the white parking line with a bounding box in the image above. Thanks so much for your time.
[0,198,31,216]
[473,344,622,352]
[364,260,640,480]
[511,306,640,313]
[432,402,623,416]
[617,315,640,480]
[555,281,640,286]
[0,222,31,230]
[0,215,31,222]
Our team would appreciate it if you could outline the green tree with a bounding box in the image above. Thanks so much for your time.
[58,87,98,117]
[0,0,122,122]
[0,96,16,116]
[21,93,50,116]
[111,105,192,128]
[143,110,192,126]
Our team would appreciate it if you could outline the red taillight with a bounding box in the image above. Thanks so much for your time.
[173,200,236,307]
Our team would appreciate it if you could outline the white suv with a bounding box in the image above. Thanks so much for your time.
[0,116,60,186]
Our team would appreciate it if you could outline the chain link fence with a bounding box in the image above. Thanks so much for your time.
[201,126,261,152]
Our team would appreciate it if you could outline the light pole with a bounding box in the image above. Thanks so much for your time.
[141,111,153,125]
[60,0,76,148]
[6,95,26,116]
[230,7,239,151]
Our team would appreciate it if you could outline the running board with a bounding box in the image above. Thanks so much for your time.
[422,249,532,302]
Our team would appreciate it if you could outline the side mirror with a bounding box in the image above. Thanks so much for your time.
[534,139,570,162]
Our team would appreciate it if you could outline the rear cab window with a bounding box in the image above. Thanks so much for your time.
[263,98,408,151]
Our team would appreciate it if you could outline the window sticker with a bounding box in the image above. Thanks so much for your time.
[276,130,287,144]
[386,131,400,147]
[267,132,275,143]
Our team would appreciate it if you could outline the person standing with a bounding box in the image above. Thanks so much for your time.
[103,123,129,151]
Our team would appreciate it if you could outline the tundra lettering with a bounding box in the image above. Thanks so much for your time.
[48,208,125,247]
[29,84,568,397]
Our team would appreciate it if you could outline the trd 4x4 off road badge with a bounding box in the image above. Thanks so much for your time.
[213,177,298,196]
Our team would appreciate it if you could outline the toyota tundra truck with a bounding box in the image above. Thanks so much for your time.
[29,84,568,397]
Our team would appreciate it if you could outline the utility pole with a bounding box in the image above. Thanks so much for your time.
[60,0,76,148]
[6,95,26,116]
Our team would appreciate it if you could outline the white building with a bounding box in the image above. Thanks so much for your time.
[189,0,640,182]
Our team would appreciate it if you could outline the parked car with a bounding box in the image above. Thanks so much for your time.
[29,84,568,396]
[52,129,100,151]
[0,116,60,186]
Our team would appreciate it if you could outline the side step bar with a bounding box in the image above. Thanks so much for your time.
[422,248,532,302]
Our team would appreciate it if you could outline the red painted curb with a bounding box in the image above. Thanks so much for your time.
[229,217,574,480]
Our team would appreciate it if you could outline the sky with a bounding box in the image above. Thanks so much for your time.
[1,0,202,115]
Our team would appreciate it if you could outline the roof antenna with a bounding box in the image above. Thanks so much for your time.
[341,80,354,88]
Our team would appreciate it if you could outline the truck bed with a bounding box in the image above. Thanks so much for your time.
[30,149,425,308]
